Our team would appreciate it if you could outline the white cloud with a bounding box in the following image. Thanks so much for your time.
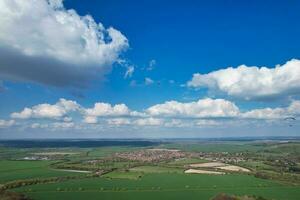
[11,98,79,119]
[146,98,239,118]
[11,108,33,119]
[31,123,48,129]
[195,119,220,126]
[242,107,286,119]
[83,116,98,124]
[242,100,300,119]
[0,0,128,87]
[287,100,300,115]
[63,116,72,122]
[52,122,74,128]
[164,119,188,127]
[83,102,131,124]
[0,119,15,128]
[6,98,300,132]
[84,103,130,117]
[107,118,131,126]
[145,77,154,85]
[124,66,134,79]
[130,111,148,117]
[187,59,300,100]
[133,118,163,126]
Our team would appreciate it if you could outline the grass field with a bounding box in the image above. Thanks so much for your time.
[103,171,143,180]
[0,160,81,183]
[13,173,300,200]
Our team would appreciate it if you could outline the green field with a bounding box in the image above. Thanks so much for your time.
[0,160,81,183]
[103,171,143,180]
[167,157,208,166]
[13,173,300,200]
[129,166,183,173]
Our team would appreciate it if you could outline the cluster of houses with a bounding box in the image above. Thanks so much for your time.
[114,149,186,162]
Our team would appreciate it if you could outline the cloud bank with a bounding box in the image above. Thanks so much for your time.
[5,98,300,132]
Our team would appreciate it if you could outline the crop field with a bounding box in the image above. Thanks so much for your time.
[13,173,300,200]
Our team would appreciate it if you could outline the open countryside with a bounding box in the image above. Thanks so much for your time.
[1,0,300,200]
[0,139,300,200]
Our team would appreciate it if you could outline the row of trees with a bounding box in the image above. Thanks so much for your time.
[0,174,101,191]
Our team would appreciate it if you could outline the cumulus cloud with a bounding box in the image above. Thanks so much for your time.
[82,102,131,124]
[242,100,300,119]
[0,0,128,87]
[242,108,286,119]
[146,98,240,118]
[0,119,15,128]
[6,98,300,132]
[187,59,300,100]
[84,103,130,117]
[83,116,98,124]
[11,98,79,119]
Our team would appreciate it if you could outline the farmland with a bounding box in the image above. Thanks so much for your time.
[0,160,83,183]
[12,173,300,200]
[0,139,300,200]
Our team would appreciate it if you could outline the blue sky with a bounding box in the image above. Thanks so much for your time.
[0,0,300,138]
